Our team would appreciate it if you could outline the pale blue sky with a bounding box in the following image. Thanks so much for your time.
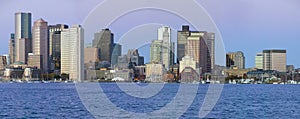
[0,0,299,68]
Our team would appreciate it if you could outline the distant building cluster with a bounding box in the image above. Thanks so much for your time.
[4,12,84,81]
[1,12,297,84]
[0,12,220,83]
[224,49,300,84]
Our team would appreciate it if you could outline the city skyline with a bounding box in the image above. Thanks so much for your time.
[1,0,300,68]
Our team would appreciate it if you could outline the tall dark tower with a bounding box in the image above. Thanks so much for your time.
[92,28,114,63]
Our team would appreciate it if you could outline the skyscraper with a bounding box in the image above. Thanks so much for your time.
[150,40,162,63]
[61,25,84,81]
[177,26,214,74]
[226,51,245,69]
[9,33,15,64]
[263,49,286,72]
[185,31,211,74]
[92,28,114,63]
[149,26,174,70]
[255,53,263,69]
[48,24,68,71]
[206,33,215,70]
[32,18,48,73]
[15,12,32,63]
[111,43,122,67]
[177,25,190,62]
[158,26,174,70]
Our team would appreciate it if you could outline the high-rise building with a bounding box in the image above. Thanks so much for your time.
[92,28,114,63]
[226,51,245,69]
[48,24,69,71]
[255,53,263,69]
[177,26,214,74]
[150,40,162,63]
[158,26,174,70]
[149,26,174,70]
[185,31,211,73]
[263,49,286,72]
[15,12,32,63]
[206,33,215,70]
[32,18,48,73]
[61,25,84,81]
[9,33,15,64]
[177,25,190,62]
[111,43,122,68]
[17,38,31,63]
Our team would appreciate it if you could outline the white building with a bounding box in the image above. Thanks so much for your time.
[61,25,84,81]
[179,55,197,73]
[255,53,263,69]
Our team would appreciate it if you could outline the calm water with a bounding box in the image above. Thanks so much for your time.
[0,83,299,118]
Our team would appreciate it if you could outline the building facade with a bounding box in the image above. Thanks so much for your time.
[149,26,174,70]
[117,49,144,69]
[48,24,68,71]
[226,51,245,69]
[150,40,162,63]
[158,26,174,70]
[84,47,100,65]
[111,43,122,68]
[179,55,197,73]
[177,25,190,62]
[92,29,114,63]
[177,26,214,74]
[145,63,165,82]
[15,12,32,64]
[263,50,286,72]
[27,53,42,70]
[0,56,7,70]
[32,18,48,73]
[255,53,263,69]
[9,33,15,64]
[61,25,84,81]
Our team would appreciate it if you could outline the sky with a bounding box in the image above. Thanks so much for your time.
[0,0,300,68]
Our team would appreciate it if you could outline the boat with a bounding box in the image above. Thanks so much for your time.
[205,78,210,84]
[232,80,237,84]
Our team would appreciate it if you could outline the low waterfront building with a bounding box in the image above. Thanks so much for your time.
[0,56,7,70]
[145,63,165,82]
[224,68,252,79]
[179,55,197,73]
[180,67,199,83]
[247,69,280,80]
[113,69,134,81]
